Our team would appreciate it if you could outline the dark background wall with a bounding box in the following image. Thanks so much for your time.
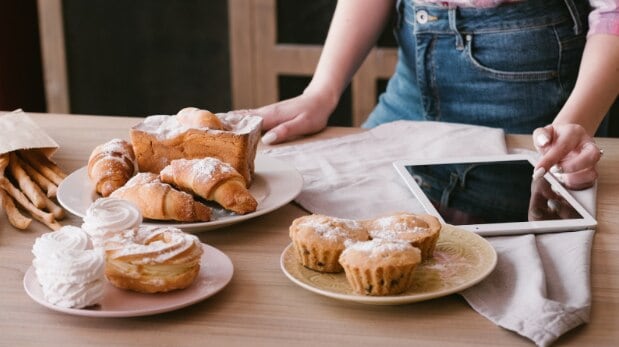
[63,0,230,117]
[0,0,46,112]
[0,0,615,135]
[61,0,396,125]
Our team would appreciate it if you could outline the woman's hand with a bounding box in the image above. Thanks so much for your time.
[231,0,394,145]
[232,90,338,145]
[528,173,580,221]
[532,123,603,190]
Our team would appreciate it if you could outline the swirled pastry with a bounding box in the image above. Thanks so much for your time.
[104,225,203,293]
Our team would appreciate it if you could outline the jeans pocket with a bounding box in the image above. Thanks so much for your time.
[464,26,561,81]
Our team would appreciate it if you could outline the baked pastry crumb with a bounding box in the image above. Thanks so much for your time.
[289,214,369,273]
[339,239,421,296]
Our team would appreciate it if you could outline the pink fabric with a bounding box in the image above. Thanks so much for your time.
[415,0,619,36]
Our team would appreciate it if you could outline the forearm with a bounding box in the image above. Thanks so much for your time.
[553,34,619,135]
[305,0,395,105]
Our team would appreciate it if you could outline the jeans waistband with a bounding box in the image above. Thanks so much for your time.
[398,0,588,35]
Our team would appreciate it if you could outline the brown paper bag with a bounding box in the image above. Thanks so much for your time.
[0,110,59,156]
[0,110,63,230]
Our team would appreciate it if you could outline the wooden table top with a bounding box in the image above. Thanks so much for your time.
[1,113,618,346]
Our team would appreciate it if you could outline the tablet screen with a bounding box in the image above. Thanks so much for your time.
[404,160,584,225]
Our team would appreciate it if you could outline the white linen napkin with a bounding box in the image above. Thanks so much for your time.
[263,120,595,347]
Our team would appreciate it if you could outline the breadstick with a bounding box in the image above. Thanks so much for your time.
[0,188,32,229]
[18,155,58,198]
[44,195,65,220]
[39,150,67,179]
[18,150,66,185]
[0,153,7,175]
[8,152,47,209]
[0,176,57,228]
[13,155,64,219]
[37,215,62,231]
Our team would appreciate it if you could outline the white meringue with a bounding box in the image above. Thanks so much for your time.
[82,197,142,249]
[32,226,105,309]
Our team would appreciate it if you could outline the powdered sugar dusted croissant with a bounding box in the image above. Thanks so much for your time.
[176,107,225,130]
[160,158,257,214]
[88,139,137,197]
[110,172,211,222]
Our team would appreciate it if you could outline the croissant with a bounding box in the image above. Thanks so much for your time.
[111,172,212,222]
[88,139,137,197]
[160,158,257,214]
[176,107,225,130]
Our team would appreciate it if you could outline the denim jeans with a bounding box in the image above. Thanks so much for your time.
[363,0,592,134]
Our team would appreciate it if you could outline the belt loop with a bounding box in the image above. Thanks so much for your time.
[563,0,583,35]
[395,0,403,29]
[448,8,464,50]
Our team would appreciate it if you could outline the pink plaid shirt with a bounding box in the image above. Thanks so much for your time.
[416,0,619,36]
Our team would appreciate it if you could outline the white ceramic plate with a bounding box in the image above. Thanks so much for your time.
[57,155,303,232]
[24,244,233,317]
[281,225,497,305]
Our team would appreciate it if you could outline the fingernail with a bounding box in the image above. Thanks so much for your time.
[554,172,565,183]
[550,164,563,174]
[535,133,550,147]
[261,132,277,145]
[547,199,559,212]
[532,167,546,180]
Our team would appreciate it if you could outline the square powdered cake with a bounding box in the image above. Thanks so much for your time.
[130,112,262,185]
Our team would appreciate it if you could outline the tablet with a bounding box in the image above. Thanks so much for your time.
[393,154,597,236]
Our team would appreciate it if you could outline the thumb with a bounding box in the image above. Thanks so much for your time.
[261,115,318,145]
[532,125,554,153]
[532,125,556,180]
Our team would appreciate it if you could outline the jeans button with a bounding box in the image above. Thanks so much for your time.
[416,10,429,24]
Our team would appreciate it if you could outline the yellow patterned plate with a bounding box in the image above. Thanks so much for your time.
[280,225,497,305]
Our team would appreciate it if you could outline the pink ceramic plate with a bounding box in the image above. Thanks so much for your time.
[23,244,233,317]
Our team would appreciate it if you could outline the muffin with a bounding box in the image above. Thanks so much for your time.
[289,214,369,273]
[365,212,441,260]
[339,239,421,296]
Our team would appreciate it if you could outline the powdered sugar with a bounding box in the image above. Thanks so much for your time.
[133,113,262,140]
[98,138,131,155]
[298,216,364,241]
[186,158,234,182]
[91,138,138,174]
[105,225,201,264]
[343,239,413,258]
[368,216,429,240]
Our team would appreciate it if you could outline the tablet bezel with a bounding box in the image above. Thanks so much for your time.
[393,153,597,236]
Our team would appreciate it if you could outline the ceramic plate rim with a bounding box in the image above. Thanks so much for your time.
[57,154,303,232]
[280,226,497,305]
[24,243,233,317]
